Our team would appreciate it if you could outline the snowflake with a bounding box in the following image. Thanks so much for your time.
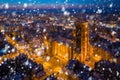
[64,11,70,16]
[61,6,65,12]
[3,58,7,61]
[5,44,10,50]
[96,9,102,14]
[23,3,28,8]
[111,31,116,35]
[12,36,16,40]
[1,29,5,33]
[18,2,21,5]
[4,3,9,9]
[43,28,46,32]
[11,48,15,53]
[65,71,68,75]
[37,51,42,56]
[24,60,29,65]
[117,71,119,76]
[12,12,16,16]
[109,3,113,8]
[46,56,50,61]
[46,78,50,80]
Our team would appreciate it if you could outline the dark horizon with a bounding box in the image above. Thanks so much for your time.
[0,5,120,15]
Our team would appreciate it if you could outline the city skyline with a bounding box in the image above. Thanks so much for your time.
[0,0,120,80]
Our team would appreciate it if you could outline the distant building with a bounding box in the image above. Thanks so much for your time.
[43,25,74,63]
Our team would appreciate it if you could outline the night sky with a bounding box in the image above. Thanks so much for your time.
[0,0,120,13]
[0,0,119,5]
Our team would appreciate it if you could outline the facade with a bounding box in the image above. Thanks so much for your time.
[44,35,73,63]
[75,22,93,63]
[75,22,114,68]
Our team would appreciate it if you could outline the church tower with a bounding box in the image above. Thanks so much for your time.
[75,22,93,62]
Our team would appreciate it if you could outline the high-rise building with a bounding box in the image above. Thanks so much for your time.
[75,22,82,53]
[75,22,114,68]
[75,22,92,62]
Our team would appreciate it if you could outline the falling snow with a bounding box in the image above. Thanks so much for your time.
[4,3,9,9]
[0,0,120,80]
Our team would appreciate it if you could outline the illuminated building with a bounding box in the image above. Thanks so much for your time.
[75,22,93,63]
[43,21,115,68]
[76,22,114,68]
[44,28,74,63]
[52,40,73,63]
[75,22,82,53]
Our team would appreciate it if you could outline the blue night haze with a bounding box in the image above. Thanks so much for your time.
[0,0,119,6]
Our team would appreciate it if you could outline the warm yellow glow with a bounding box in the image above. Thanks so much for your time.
[1,21,115,80]
[52,41,71,63]
[54,67,61,73]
